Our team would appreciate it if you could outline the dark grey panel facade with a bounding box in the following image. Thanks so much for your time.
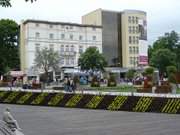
[101,11,122,67]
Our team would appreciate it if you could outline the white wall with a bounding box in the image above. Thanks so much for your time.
[22,21,102,72]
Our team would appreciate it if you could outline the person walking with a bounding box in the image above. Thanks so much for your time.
[64,78,68,92]
[70,78,75,92]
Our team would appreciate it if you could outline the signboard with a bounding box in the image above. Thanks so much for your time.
[138,19,147,40]
[138,38,148,66]
[139,55,148,65]
[10,71,24,77]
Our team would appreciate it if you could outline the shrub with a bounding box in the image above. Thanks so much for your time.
[91,76,100,87]
[145,67,154,75]
[107,74,117,87]
[167,66,177,83]
[0,91,7,99]
[126,69,136,80]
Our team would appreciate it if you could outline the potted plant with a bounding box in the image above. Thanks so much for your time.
[107,73,117,87]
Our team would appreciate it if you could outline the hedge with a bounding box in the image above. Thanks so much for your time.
[0,91,180,114]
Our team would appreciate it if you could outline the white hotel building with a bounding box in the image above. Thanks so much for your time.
[20,20,102,78]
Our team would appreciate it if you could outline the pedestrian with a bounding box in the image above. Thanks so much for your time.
[70,78,75,92]
[2,107,21,130]
[64,78,68,92]
[67,78,71,92]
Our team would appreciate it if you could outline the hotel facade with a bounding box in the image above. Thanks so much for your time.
[20,20,102,78]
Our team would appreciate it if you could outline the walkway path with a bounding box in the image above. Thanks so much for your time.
[0,104,180,135]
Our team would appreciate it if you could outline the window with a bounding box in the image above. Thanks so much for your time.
[133,46,136,54]
[35,44,40,52]
[66,58,70,65]
[129,36,132,44]
[49,44,54,50]
[129,47,132,54]
[65,45,69,52]
[71,58,74,65]
[35,23,39,27]
[61,34,65,39]
[136,57,139,64]
[35,32,40,38]
[136,36,139,44]
[79,35,83,40]
[70,26,73,29]
[136,17,138,24]
[132,26,135,34]
[49,24,53,28]
[60,58,64,65]
[61,25,65,29]
[129,47,131,53]
[93,36,96,41]
[79,46,83,54]
[133,36,136,44]
[49,33,54,39]
[70,34,73,40]
[128,26,132,33]
[130,57,133,65]
[132,16,135,24]
[61,45,64,52]
[136,26,139,33]
[70,45,74,52]
[79,27,83,31]
[136,47,139,54]
[128,16,131,23]
[92,27,96,31]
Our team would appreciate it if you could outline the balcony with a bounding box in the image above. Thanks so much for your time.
[60,51,76,56]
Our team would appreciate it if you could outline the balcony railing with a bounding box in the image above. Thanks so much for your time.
[60,51,76,56]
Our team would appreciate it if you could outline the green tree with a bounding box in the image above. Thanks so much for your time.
[175,44,180,71]
[0,0,36,7]
[78,47,107,71]
[150,49,176,74]
[0,19,19,75]
[148,31,180,71]
[34,48,61,83]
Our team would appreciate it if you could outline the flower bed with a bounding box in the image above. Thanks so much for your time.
[0,91,180,114]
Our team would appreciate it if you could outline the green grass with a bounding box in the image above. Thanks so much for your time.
[87,85,136,92]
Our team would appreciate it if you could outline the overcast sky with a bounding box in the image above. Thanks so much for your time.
[1,0,180,44]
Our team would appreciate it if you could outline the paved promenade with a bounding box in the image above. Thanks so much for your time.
[0,104,180,135]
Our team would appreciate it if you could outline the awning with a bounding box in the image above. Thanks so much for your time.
[10,71,25,77]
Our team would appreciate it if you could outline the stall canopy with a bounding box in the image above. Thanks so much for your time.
[10,71,25,77]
